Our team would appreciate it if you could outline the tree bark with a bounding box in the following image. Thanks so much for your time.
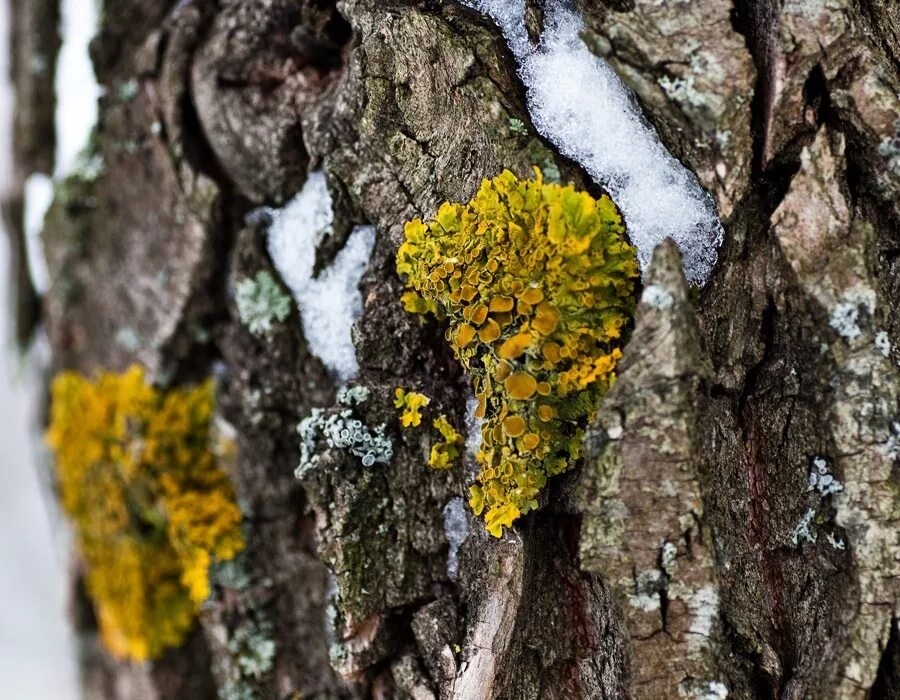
[6,0,900,698]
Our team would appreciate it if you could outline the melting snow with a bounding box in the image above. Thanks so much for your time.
[267,172,375,382]
[55,0,101,177]
[23,175,53,294]
[443,497,469,579]
[20,0,101,295]
[462,0,724,285]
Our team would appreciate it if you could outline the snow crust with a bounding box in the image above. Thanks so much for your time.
[462,0,723,285]
[267,172,375,381]
[20,0,101,295]
[55,0,101,177]
[443,497,469,579]
[23,175,53,294]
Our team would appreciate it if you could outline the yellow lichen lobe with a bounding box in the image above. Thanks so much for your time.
[396,168,638,537]
[46,365,244,660]
[394,388,431,427]
[429,415,463,470]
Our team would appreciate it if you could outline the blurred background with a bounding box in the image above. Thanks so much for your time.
[1,0,94,695]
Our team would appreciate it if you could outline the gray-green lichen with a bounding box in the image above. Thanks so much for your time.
[877,120,900,175]
[235,270,291,336]
[507,117,528,136]
[678,678,729,700]
[115,326,141,352]
[209,555,252,592]
[337,384,371,407]
[295,407,393,477]
[116,78,139,102]
[219,615,277,700]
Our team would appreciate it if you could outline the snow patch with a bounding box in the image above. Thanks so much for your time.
[465,397,482,457]
[55,0,101,177]
[461,0,723,285]
[464,395,484,480]
[678,679,729,700]
[20,0,101,296]
[443,497,469,579]
[23,175,53,294]
[267,172,376,382]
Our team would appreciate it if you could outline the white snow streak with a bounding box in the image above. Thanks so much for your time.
[55,0,101,177]
[462,0,723,285]
[23,175,53,294]
[21,0,102,294]
[267,172,375,382]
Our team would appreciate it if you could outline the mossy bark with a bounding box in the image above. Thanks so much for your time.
[6,0,900,698]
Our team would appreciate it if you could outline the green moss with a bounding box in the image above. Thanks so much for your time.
[397,168,638,536]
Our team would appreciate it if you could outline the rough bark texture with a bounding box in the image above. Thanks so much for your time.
[5,0,900,698]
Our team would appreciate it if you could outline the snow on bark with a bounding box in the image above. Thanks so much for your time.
[55,0,100,177]
[23,174,52,293]
[461,0,724,285]
[267,172,375,382]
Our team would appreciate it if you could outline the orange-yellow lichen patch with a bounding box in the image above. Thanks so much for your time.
[455,324,477,349]
[394,388,431,428]
[505,372,538,400]
[499,332,533,360]
[46,366,244,660]
[502,415,527,437]
[429,415,463,469]
[522,433,541,451]
[397,168,638,537]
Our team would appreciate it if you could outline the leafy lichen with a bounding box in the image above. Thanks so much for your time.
[429,415,463,470]
[235,270,292,336]
[394,387,431,428]
[296,407,394,476]
[397,168,638,536]
[393,387,463,469]
[219,614,277,700]
[46,366,245,660]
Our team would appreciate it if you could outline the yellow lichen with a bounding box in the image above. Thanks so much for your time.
[394,388,431,427]
[397,168,638,537]
[429,415,463,469]
[46,365,244,660]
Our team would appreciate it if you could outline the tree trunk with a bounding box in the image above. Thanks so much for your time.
[6,0,900,698]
